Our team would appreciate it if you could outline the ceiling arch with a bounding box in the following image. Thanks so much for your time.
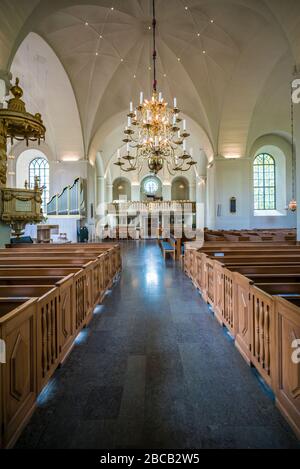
[1,0,300,169]
[10,31,85,162]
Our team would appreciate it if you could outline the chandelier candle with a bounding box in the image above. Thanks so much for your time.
[114,0,196,175]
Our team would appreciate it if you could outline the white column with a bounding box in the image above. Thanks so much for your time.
[206,163,216,229]
[294,79,300,241]
[96,176,106,217]
[196,177,206,229]
[162,182,171,200]
[131,183,140,201]
[0,71,11,103]
[106,183,113,203]
[0,73,11,245]
[190,182,196,202]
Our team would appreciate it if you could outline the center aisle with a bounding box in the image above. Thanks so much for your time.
[16,241,299,449]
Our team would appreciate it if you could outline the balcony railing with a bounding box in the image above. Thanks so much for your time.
[108,200,196,213]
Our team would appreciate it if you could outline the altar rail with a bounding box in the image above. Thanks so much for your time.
[185,245,300,439]
[47,177,86,216]
[0,243,121,448]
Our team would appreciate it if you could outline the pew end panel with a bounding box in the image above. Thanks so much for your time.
[213,261,225,325]
[223,268,235,336]
[184,249,192,278]
[194,252,202,290]
[36,288,60,392]
[274,297,300,440]
[56,274,75,364]
[234,273,253,365]
[250,286,275,389]
[202,253,212,303]
[0,244,121,448]
[73,267,90,333]
[0,298,37,449]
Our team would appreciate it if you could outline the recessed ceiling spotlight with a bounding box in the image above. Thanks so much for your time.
[202,50,206,54]
[121,58,124,62]
[185,6,188,10]
[85,22,89,26]
[133,74,137,78]
[111,7,114,10]
[99,35,103,39]
[197,33,200,37]
[148,26,151,30]
[163,74,167,77]
[210,19,214,23]
[95,52,99,56]
[177,57,181,61]
[148,66,152,70]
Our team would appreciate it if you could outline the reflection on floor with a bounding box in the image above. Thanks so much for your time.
[16,241,300,449]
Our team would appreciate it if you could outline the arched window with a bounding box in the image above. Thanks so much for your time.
[143,176,159,195]
[29,157,49,213]
[253,153,276,210]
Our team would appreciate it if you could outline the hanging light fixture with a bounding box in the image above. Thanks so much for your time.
[289,79,297,212]
[114,0,196,175]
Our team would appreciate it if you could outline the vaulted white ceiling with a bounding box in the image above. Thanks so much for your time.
[1,0,300,167]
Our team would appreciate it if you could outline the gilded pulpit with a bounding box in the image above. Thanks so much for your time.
[0,78,46,240]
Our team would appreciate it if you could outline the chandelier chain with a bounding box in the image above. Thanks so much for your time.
[152,0,157,92]
[114,0,196,175]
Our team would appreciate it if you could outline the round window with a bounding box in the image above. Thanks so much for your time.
[143,177,159,195]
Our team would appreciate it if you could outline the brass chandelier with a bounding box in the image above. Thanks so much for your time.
[114,0,196,175]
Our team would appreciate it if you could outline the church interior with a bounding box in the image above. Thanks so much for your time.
[0,0,300,451]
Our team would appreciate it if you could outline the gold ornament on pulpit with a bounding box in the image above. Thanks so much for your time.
[0,78,46,237]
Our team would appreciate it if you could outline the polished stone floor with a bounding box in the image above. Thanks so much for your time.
[16,241,300,449]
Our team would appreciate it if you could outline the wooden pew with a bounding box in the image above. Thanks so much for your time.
[0,267,79,276]
[0,243,122,449]
[274,297,300,438]
[184,245,300,439]
[0,276,64,285]
[0,298,37,449]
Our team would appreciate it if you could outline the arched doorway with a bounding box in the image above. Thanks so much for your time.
[113,177,131,201]
[171,177,189,200]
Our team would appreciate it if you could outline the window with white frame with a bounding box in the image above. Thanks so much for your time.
[143,176,159,195]
[29,157,49,213]
[253,153,276,210]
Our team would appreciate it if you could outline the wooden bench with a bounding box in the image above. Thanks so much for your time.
[160,241,175,260]
[0,243,122,449]
[184,244,300,439]
[203,229,297,244]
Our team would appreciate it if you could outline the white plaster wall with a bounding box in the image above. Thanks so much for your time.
[10,32,84,164]
[214,159,250,230]
[16,149,45,188]
[50,161,88,197]
[212,154,296,230]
